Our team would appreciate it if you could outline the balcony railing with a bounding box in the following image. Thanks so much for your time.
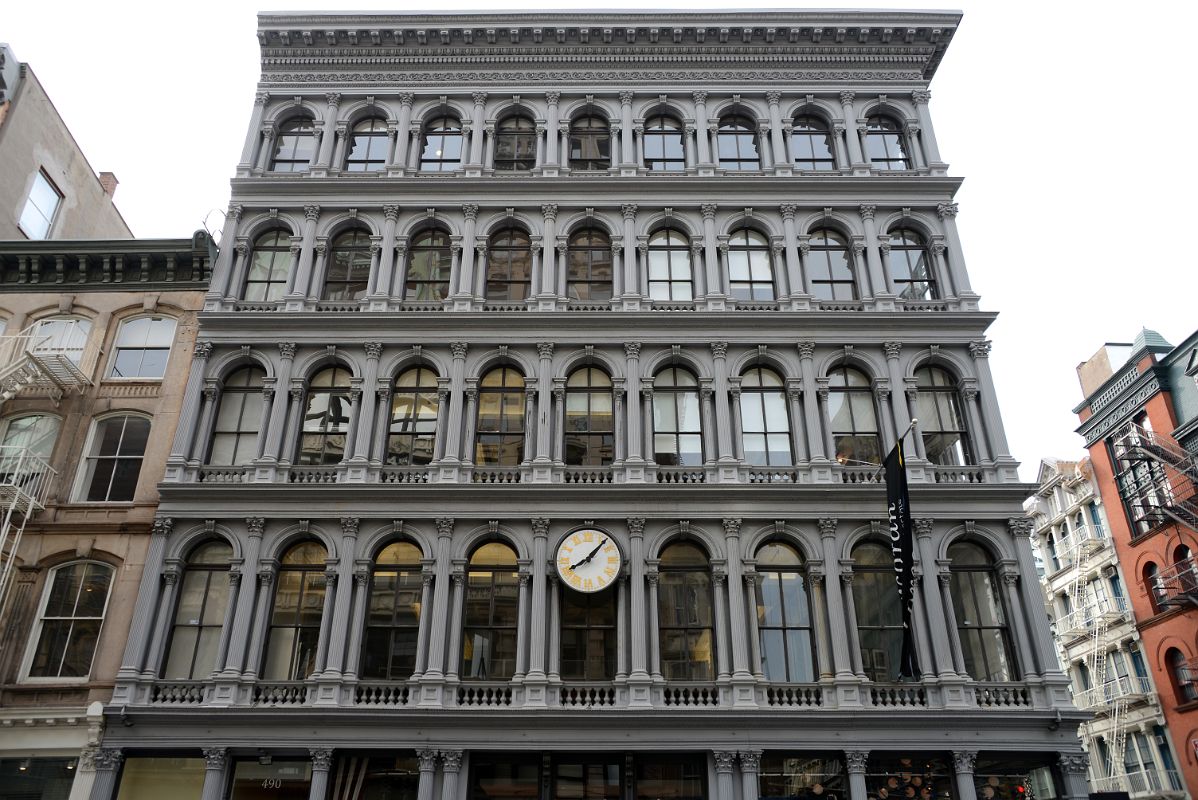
[1152,558,1198,608]
[1076,675,1154,710]
[1059,524,1108,563]
[1056,596,1131,638]
[1092,768,1185,797]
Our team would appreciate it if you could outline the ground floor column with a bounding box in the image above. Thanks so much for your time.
[201,748,229,800]
[308,748,333,800]
[86,749,123,800]
[1057,753,1090,800]
[952,751,979,800]
[846,751,869,800]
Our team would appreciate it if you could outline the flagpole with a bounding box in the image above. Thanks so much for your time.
[867,418,918,480]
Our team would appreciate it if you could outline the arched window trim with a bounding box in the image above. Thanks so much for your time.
[404,226,453,302]
[568,113,612,171]
[344,116,390,172]
[420,114,464,172]
[162,540,234,680]
[107,314,178,380]
[913,365,974,466]
[73,412,152,502]
[243,229,294,303]
[1166,647,1198,704]
[270,115,317,173]
[263,541,329,681]
[20,559,116,682]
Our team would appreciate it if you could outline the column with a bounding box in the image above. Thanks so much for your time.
[683,123,697,168]
[212,568,241,675]
[167,342,213,462]
[548,573,562,681]
[144,567,181,676]
[1000,568,1037,679]
[308,749,333,800]
[416,750,438,800]
[740,751,762,800]
[441,752,463,800]
[545,92,560,166]
[239,92,270,169]
[937,202,975,296]
[971,341,1012,458]
[86,749,123,800]
[288,206,321,301]
[692,92,712,166]
[514,568,531,679]
[711,343,735,463]
[209,205,243,301]
[541,205,558,297]
[766,92,786,168]
[628,518,649,682]
[432,383,451,462]
[906,121,927,170]
[243,564,276,678]
[642,384,654,463]
[255,126,276,172]
[469,93,487,166]
[261,343,296,463]
[714,752,736,800]
[424,519,454,680]
[701,204,721,299]
[757,122,774,170]
[744,571,764,677]
[723,520,752,680]
[323,518,358,673]
[786,382,807,462]
[952,752,979,800]
[858,205,892,299]
[780,205,803,300]
[960,387,991,462]
[391,94,414,171]
[882,342,915,446]
[552,384,566,463]
[647,568,662,679]
[624,344,643,463]
[1010,518,1057,676]
[809,571,833,679]
[610,237,624,300]
[522,386,537,465]
[483,123,497,171]
[621,205,638,300]
[344,565,371,677]
[200,748,229,800]
[912,90,942,165]
[713,566,731,681]
[441,344,467,462]
[312,563,339,673]
[315,93,340,168]
[373,206,400,300]
[619,91,636,167]
[839,92,864,168]
[914,520,956,678]
[798,343,826,460]
[842,571,865,676]
[819,519,854,679]
[352,344,382,460]
[453,204,479,299]
[700,384,718,464]
[729,381,745,461]
[1057,753,1090,800]
[461,386,479,465]
[444,569,466,681]
[845,752,869,800]
[117,517,173,678]
[307,239,329,302]
[223,518,265,674]
[615,576,628,681]
[528,518,550,681]
[690,241,707,298]
[938,571,967,674]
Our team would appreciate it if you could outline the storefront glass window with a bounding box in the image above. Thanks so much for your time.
[759,754,846,800]
[0,758,77,800]
[116,757,205,800]
[230,760,312,800]
[330,754,420,800]
[865,755,952,800]
[635,756,705,800]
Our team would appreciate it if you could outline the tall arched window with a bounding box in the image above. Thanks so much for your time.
[827,365,882,465]
[728,226,775,301]
[30,316,91,365]
[209,366,266,466]
[807,228,858,301]
[463,542,519,680]
[362,541,424,680]
[658,542,714,681]
[644,114,685,171]
[740,366,791,466]
[1166,648,1198,703]
[298,366,352,465]
[864,115,909,170]
[163,540,233,679]
[495,115,536,172]
[569,114,611,170]
[755,542,815,682]
[887,228,938,300]
[271,117,316,172]
[914,366,973,466]
[476,367,525,466]
[792,115,835,170]
[388,367,439,465]
[405,227,452,302]
[345,117,389,171]
[421,115,463,171]
[561,571,617,680]
[565,368,613,466]
[244,230,293,302]
[653,367,702,466]
[25,561,114,679]
[264,541,328,681]
[1144,562,1165,611]
[77,414,151,502]
[647,228,693,302]
[323,229,371,302]
[566,227,613,302]
[485,228,532,302]
[717,114,760,170]
[109,316,177,379]
[851,541,906,682]
[0,413,60,467]
[947,541,1017,681]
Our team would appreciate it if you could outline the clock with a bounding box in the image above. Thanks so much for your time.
[555,528,621,593]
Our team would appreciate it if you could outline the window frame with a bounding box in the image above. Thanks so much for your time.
[643,113,686,172]
[0,412,62,467]
[462,542,520,680]
[297,365,353,465]
[361,541,425,681]
[827,365,882,465]
[647,228,694,302]
[243,230,294,303]
[887,228,939,300]
[262,541,329,681]
[485,228,533,303]
[405,227,453,302]
[727,226,776,302]
[754,542,816,682]
[207,366,267,466]
[739,366,792,467]
[791,114,836,171]
[568,114,612,171]
[73,413,152,503]
[914,366,974,466]
[322,229,372,303]
[864,115,910,170]
[20,559,115,683]
[494,115,537,172]
[420,114,464,172]
[106,315,177,381]
[564,367,614,467]
[807,228,858,301]
[566,226,614,303]
[657,542,715,681]
[947,541,1019,682]
[475,366,526,467]
[270,116,317,173]
[850,540,907,682]
[652,367,704,467]
[18,168,64,240]
[559,585,618,680]
[716,114,761,171]
[344,117,390,172]
[387,366,440,466]
[162,541,234,680]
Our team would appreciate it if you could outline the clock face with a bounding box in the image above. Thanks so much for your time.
[555,528,621,593]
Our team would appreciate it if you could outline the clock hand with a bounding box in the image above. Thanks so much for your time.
[570,538,608,570]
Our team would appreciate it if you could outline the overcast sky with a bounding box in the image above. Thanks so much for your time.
[6,0,1195,481]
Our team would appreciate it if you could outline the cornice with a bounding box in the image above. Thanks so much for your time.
[1074,365,1168,446]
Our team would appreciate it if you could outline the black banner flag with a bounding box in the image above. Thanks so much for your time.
[883,439,920,680]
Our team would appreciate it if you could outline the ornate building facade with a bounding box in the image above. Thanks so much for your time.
[95,11,1089,800]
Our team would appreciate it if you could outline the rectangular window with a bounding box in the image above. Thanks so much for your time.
[0,757,78,799]
[26,562,114,680]
[230,760,312,800]
[18,170,63,240]
[77,415,151,502]
[759,754,846,800]
[109,317,177,379]
[116,757,205,800]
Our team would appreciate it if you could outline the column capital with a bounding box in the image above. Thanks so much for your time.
[310,748,334,771]
[472,91,488,106]
[400,93,415,107]
[418,749,438,771]
[537,342,555,359]
[621,203,638,220]
[723,518,741,537]
[818,518,837,539]
[545,91,561,105]
[839,91,856,106]
[692,90,709,105]
[364,341,383,360]
[713,751,736,774]
[936,202,960,219]
[765,91,782,106]
[340,516,360,537]
[912,89,931,105]
[859,203,876,221]
[619,90,635,105]
[710,341,728,359]
[1058,753,1089,775]
[531,517,550,537]
[952,751,977,773]
[202,747,228,770]
[324,92,341,107]
[383,204,400,221]
[627,517,646,537]
[844,751,868,774]
[969,339,993,359]
[304,204,321,221]
[1007,517,1034,538]
[779,203,798,220]
[436,518,455,537]
[624,342,642,359]
[462,202,480,221]
[739,750,762,772]
[700,203,718,220]
[451,342,468,359]
[913,518,934,538]
[152,516,174,537]
[797,341,816,360]
[254,91,270,106]
[441,750,464,772]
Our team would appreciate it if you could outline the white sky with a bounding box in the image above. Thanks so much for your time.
[6,0,1196,481]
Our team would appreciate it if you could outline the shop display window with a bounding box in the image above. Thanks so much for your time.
[0,757,76,800]
[760,754,846,800]
[973,755,1057,800]
[865,755,952,800]
[230,760,312,800]
[116,757,204,800]
[331,754,420,800]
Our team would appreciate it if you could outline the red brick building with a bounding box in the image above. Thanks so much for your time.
[1074,328,1198,798]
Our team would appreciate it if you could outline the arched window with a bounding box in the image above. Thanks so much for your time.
[658,542,714,681]
[209,366,266,466]
[421,115,463,172]
[323,229,371,302]
[728,226,775,301]
[566,227,613,302]
[755,542,815,682]
[653,367,702,466]
[264,541,328,680]
[244,230,292,302]
[388,367,439,466]
[914,366,973,466]
[109,316,176,379]
[495,115,536,172]
[463,542,519,680]
[569,114,611,170]
[345,117,389,171]
[77,414,151,502]
[864,115,909,170]
[30,316,91,365]
[740,366,791,466]
[1166,648,1198,703]
[792,115,835,170]
[1144,562,1165,611]
[807,228,857,301]
[163,540,233,679]
[485,228,532,302]
[0,413,60,467]
[887,228,938,300]
[644,114,685,171]
[564,368,614,466]
[271,117,316,172]
[1175,544,1198,595]
[717,114,760,170]
[405,227,452,302]
[947,541,1017,681]
[362,541,424,680]
[298,366,352,465]
[476,366,525,466]
[647,228,693,301]
[851,541,906,681]
[25,561,114,679]
[827,365,881,465]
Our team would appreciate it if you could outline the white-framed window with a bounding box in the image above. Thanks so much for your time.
[75,414,151,502]
[22,560,114,681]
[108,316,176,379]
[18,169,63,240]
[0,413,61,484]
[30,316,91,365]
